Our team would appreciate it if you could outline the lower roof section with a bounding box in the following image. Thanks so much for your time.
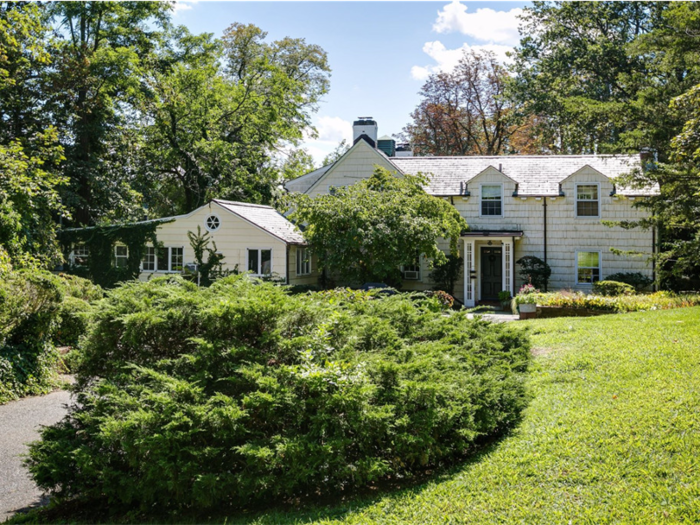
[461,230,524,238]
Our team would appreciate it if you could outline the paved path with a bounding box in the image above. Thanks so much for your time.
[0,388,71,522]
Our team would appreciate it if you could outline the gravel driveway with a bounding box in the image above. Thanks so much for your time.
[0,388,71,522]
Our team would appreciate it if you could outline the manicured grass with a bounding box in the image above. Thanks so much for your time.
[233,307,700,524]
[12,307,700,524]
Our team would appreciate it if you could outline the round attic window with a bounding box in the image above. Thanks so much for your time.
[205,214,221,232]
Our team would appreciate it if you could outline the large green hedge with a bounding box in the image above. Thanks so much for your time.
[27,276,531,512]
[0,270,63,403]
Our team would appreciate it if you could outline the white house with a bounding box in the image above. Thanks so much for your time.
[70,199,315,286]
[285,118,658,306]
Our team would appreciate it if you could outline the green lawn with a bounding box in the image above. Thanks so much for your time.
[14,307,700,524]
[235,307,700,524]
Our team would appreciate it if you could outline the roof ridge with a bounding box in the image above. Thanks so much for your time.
[214,199,273,209]
[393,154,638,160]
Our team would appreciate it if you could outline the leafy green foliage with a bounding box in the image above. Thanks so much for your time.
[0,130,66,269]
[26,276,530,511]
[0,270,64,404]
[216,308,700,524]
[604,271,654,291]
[287,167,468,286]
[53,274,103,347]
[60,220,167,288]
[592,280,635,297]
[429,253,463,295]
[137,23,331,214]
[516,256,551,291]
[187,226,228,286]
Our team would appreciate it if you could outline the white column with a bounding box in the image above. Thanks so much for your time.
[503,240,513,296]
[464,239,475,307]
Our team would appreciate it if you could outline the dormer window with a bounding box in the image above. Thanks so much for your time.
[481,185,503,216]
[576,184,599,217]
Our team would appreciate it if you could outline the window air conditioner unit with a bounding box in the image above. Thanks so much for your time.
[403,270,420,280]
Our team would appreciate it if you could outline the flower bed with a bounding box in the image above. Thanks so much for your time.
[513,290,700,315]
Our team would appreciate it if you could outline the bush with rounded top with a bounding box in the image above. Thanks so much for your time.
[27,275,531,511]
[593,280,635,297]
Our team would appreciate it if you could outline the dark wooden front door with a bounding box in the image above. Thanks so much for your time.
[480,247,503,301]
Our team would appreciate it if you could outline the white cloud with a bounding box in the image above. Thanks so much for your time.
[172,0,199,15]
[411,41,513,80]
[301,116,353,166]
[433,2,523,46]
[314,116,353,144]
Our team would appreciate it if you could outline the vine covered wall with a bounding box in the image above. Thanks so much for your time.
[59,220,172,288]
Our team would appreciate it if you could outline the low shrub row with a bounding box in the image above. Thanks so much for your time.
[27,275,531,512]
[514,290,700,314]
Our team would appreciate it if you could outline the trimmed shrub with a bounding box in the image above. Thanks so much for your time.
[0,270,64,404]
[604,272,654,291]
[593,280,635,297]
[27,275,531,512]
[53,275,103,347]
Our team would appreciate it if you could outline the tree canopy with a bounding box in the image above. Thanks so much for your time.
[287,167,468,286]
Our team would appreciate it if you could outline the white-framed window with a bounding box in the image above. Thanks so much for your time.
[296,247,311,276]
[248,248,272,275]
[205,214,221,232]
[170,247,184,272]
[576,184,600,217]
[142,247,156,271]
[143,246,185,273]
[71,245,89,266]
[480,184,503,217]
[576,251,601,284]
[114,245,128,268]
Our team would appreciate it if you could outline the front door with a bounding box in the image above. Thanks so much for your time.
[480,247,502,301]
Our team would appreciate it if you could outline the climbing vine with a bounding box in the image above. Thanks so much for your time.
[59,220,172,288]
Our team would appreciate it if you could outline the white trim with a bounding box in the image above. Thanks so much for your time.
[296,246,311,276]
[479,183,504,218]
[575,182,601,219]
[114,244,129,268]
[575,250,602,285]
[146,246,185,273]
[204,213,221,232]
[464,239,475,307]
[246,247,273,276]
[503,241,512,296]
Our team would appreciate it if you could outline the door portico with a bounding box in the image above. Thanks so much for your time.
[463,231,522,307]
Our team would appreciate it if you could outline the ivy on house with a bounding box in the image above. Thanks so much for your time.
[59,220,172,288]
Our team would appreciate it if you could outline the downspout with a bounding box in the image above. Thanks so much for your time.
[652,227,656,291]
[543,197,548,292]
[286,245,290,285]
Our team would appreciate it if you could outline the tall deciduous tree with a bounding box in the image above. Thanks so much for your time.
[509,1,698,157]
[46,1,170,225]
[287,167,467,286]
[404,50,534,156]
[137,24,330,215]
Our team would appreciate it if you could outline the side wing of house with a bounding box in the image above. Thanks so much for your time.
[304,139,400,198]
[141,203,290,281]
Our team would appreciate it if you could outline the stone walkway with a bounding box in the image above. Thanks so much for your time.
[468,311,520,322]
[0,387,71,522]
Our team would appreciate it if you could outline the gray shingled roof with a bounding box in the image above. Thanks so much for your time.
[390,155,656,196]
[213,200,305,244]
[284,152,658,197]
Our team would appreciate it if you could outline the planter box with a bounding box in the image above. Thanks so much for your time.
[518,303,537,320]
[536,306,613,319]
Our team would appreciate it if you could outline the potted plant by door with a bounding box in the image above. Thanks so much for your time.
[516,283,540,319]
[498,290,512,311]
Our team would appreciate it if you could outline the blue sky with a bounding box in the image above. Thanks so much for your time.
[173,1,530,165]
